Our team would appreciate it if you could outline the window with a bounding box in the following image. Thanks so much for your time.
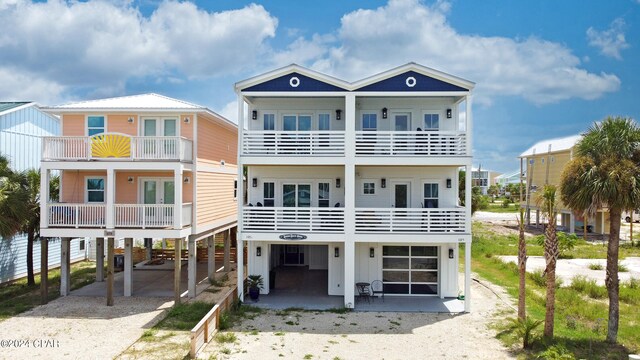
[233,180,238,200]
[79,239,85,251]
[283,114,312,131]
[87,116,105,136]
[318,113,330,130]
[263,114,275,130]
[423,183,438,208]
[541,158,545,164]
[363,182,376,195]
[318,182,330,207]
[424,114,439,130]
[86,177,105,203]
[282,184,311,207]
[263,182,274,207]
[362,114,377,131]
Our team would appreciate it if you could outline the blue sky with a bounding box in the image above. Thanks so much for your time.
[1,0,638,173]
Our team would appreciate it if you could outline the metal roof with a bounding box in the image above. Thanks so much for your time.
[0,102,32,115]
[519,134,582,157]
[44,93,204,110]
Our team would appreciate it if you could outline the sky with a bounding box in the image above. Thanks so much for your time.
[0,0,638,173]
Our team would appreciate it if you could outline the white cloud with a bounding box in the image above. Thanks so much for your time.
[303,0,620,105]
[0,67,64,103]
[217,100,239,124]
[0,0,277,103]
[587,18,629,60]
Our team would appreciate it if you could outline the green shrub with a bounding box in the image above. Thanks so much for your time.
[569,276,606,299]
[534,232,578,258]
[618,262,629,272]
[508,316,543,349]
[536,344,576,359]
[215,332,237,343]
[528,269,563,288]
[587,263,603,270]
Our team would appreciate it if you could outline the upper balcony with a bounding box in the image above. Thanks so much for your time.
[355,131,468,157]
[242,131,345,156]
[42,134,193,162]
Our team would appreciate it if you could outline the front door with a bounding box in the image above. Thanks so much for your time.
[142,179,175,225]
[142,118,178,157]
[284,245,304,265]
[282,184,311,207]
[393,183,410,208]
[394,113,410,154]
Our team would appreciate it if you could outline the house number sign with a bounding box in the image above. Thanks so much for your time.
[279,234,308,240]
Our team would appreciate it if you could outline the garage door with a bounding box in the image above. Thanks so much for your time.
[382,245,438,295]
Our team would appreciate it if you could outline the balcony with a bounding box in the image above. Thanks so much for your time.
[355,208,466,233]
[42,134,193,162]
[243,207,345,232]
[242,131,345,156]
[46,203,193,229]
[355,131,467,156]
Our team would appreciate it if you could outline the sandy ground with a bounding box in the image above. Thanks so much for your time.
[199,275,516,360]
[0,296,173,360]
[499,255,640,286]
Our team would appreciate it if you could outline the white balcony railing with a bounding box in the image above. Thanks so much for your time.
[242,131,345,156]
[355,131,468,156]
[42,135,193,162]
[47,203,192,229]
[47,204,106,228]
[243,207,345,232]
[355,208,466,233]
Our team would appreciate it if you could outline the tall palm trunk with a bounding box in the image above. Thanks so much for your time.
[518,208,527,320]
[606,208,621,343]
[544,212,558,338]
[27,230,35,286]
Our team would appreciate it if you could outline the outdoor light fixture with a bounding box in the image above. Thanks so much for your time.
[449,248,454,259]
[256,246,262,257]
[334,247,340,257]
[370,247,375,258]
[336,178,341,188]
[381,178,386,188]
[382,107,388,119]
[127,117,134,123]
[127,176,134,184]
[336,109,342,120]
[184,176,191,184]
[183,116,191,123]
[252,110,258,120]
[446,178,452,188]
[446,108,452,119]
[252,178,257,187]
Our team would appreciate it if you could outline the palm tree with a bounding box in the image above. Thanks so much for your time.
[517,207,527,321]
[536,184,559,338]
[560,116,640,343]
[0,155,27,238]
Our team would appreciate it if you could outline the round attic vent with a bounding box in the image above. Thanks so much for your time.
[406,76,417,87]
[289,76,300,88]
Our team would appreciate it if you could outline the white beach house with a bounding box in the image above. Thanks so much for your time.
[235,63,474,311]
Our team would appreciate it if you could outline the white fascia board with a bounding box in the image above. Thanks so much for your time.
[352,63,476,90]
[351,91,470,97]
[354,157,472,167]
[241,232,347,242]
[192,216,238,238]
[354,234,471,243]
[240,156,346,166]
[41,161,192,172]
[240,91,348,97]
[0,102,35,117]
[40,228,192,239]
[235,64,351,91]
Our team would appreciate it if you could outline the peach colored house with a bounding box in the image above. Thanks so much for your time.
[39,93,238,304]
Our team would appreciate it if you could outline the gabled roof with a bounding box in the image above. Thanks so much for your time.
[0,102,34,116]
[43,93,236,129]
[235,63,475,93]
[519,134,582,157]
[44,93,205,111]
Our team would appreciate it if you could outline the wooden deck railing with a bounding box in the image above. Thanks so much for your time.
[190,287,239,358]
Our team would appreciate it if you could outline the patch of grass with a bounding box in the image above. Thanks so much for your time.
[303,354,313,359]
[220,303,264,330]
[0,260,96,322]
[249,330,259,336]
[588,263,604,270]
[325,307,351,314]
[527,269,563,288]
[274,331,285,336]
[209,273,229,287]
[220,347,231,355]
[619,262,629,272]
[140,329,158,341]
[569,276,606,299]
[215,332,237,343]
[156,302,213,330]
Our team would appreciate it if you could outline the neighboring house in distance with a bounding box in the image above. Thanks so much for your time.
[235,63,475,312]
[39,94,238,301]
[494,169,523,188]
[0,102,86,283]
[471,167,501,195]
[519,134,609,234]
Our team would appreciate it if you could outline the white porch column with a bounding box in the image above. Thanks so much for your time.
[124,237,133,296]
[569,213,576,234]
[207,235,215,281]
[465,164,472,233]
[465,95,473,157]
[237,93,246,301]
[96,237,104,282]
[188,236,197,298]
[174,167,183,229]
[174,238,183,304]
[60,237,71,296]
[40,168,50,229]
[464,240,471,312]
[343,93,356,308]
[106,168,115,228]
[224,229,231,272]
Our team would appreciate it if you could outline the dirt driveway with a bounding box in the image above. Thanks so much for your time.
[199,275,516,360]
[0,296,172,359]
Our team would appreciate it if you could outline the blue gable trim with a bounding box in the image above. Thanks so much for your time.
[242,72,347,92]
[354,71,468,92]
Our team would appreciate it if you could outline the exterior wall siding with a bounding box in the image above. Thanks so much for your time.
[196,171,237,227]
[197,114,237,167]
[526,150,572,211]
